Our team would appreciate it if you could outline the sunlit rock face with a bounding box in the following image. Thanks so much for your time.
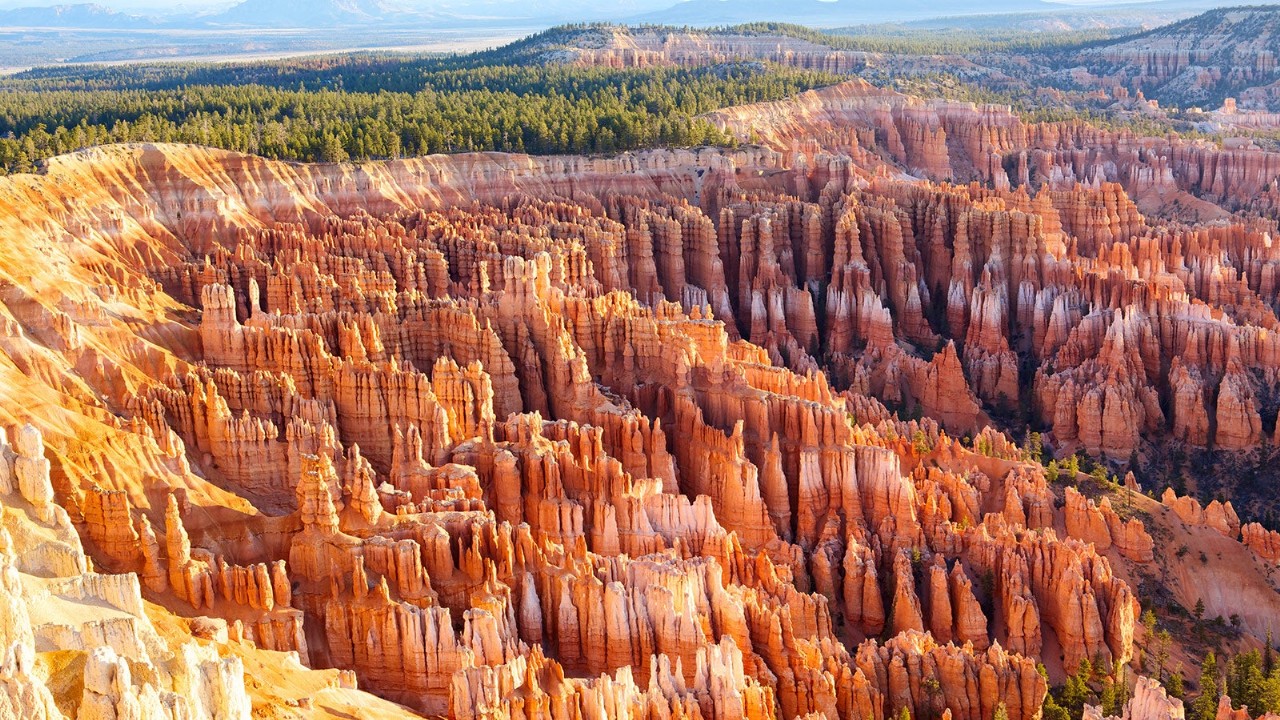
[3,78,1280,717]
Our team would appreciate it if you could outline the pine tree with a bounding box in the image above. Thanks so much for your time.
[1156,630,1172,679]
[1101,679,1120,716]
[1142,609,1157,637]
[1046,460,1060,483]
[1168,669,1184,698]
[1064,453,1080,479]
[1041,692,1070,720]
[1061,668,1091,717]
[1090,465,1110,486]
[1192,652,1220,720]
[320,132,349,163]
[1115,661,1130,709]
[1267,628,1275,677]
[1259,672,1280,715]
[1228,651,1264,712]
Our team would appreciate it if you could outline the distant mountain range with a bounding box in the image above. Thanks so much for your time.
[211,0,412,27]
[0,3,157,27]
[0,0,1241,30]
[0,0,430,28]
[627,0,1063,27]
[0,0,679,28]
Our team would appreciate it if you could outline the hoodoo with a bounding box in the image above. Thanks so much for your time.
[3,13,1280,717]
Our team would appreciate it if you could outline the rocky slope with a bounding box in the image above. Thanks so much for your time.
[707,80,1280,459]
[549,12,1280,116]
[1076,6,1280,110]
[0,78,1279,717]
[556,26,870,72]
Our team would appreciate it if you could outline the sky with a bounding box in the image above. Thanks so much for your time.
[0,0,601,8]
[0,0,217,8]
[0,0,685,13]
[0,0,1235,18]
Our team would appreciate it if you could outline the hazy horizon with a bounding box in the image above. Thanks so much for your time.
[0,0,675,10]
[0,0,1232,12]
[0,0,1251,71]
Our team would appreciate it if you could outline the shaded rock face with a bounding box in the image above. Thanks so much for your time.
[2,76,1280,717]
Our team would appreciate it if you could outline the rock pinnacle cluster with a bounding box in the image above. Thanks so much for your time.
[0,80,1279,719]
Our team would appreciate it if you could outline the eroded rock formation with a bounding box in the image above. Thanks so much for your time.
[2,76,1280,718]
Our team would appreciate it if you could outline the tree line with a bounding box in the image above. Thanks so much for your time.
[0,57,842,173]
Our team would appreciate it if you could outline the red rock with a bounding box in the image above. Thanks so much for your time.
[1169,359,1211,445]
[890,550,925,635]
[1065,487,1112,551]
[1099,676,1185,720]
[0,91,1247,715]
[1243,522,1280,562]
[949,563,989,651]
[1100,500,1155,564]
[1163,488,1241,538]
[1215,351,1263,450]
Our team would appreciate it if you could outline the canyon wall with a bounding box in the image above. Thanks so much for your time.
[1,78,1280,717]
